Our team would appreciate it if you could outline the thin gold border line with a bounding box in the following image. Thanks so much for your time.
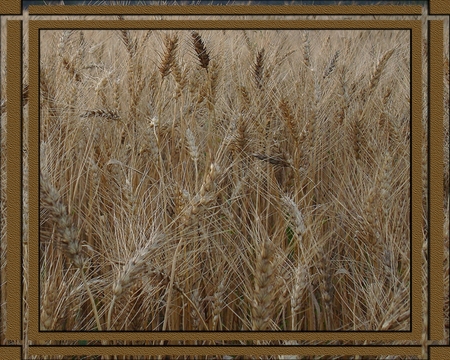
[27,345,422,357]
[6,19,22,343]
[29,19,421,344]
[28,5,423,16]
[411,16,424,342]
[429,20,445,342]
[411,13,425,344]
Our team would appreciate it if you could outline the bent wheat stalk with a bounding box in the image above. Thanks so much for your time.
[40,152,102,331]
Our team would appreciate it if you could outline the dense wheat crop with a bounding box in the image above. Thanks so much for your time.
[36,27,413,336]
[37,26,414,337]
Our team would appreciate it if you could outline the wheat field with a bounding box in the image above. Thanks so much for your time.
[34,26,414,336]
[2,9,449,357]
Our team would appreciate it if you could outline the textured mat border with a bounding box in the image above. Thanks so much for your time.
[1,0,448,358]
[28,16,422,344]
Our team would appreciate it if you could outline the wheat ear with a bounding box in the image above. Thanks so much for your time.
[323,50,340,79]
[80,109,121,121]
[40,156,102,330]
[252,238,275,331]
[159,34,178,79]
[369,48,395,93]
[361,48,395,103]
[253,48,265,90]
[107,236,163,330]
[192,31,210,71]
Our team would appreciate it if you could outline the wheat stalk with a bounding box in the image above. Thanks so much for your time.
[40,150,102,330]
[107,235,164,330]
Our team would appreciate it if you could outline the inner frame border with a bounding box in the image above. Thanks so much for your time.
[28,19,422,344]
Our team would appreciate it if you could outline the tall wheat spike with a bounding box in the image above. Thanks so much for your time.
[192,31,210,71]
